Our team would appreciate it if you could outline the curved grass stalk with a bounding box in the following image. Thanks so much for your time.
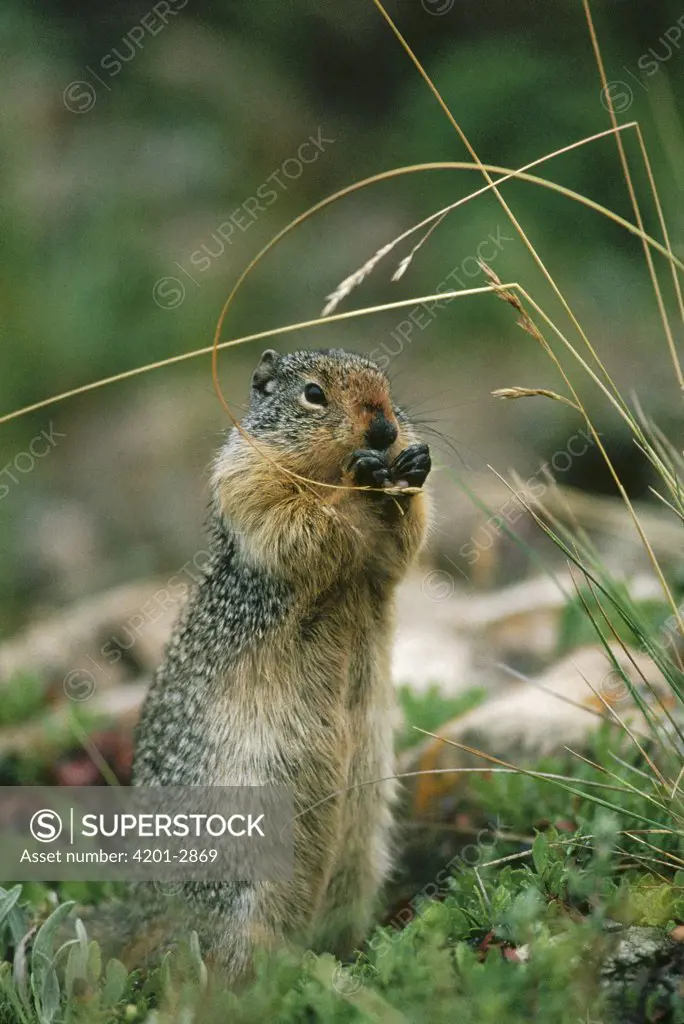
[210,159,684,439]
[2,158,682,430]
[211,159,684,433]
[324,122,638,311]
[342,121,684,392]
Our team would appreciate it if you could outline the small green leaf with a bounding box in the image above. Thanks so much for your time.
[37,965,60,1024]
[65,940,87,1000]
[86,940,101,986]
[31,900,74,1021]
[101,958,128,1007]
[532,833,549,876]
[0,885,29,950]
[0,886,22,932]
[13,927,33,1008]
[32,901,75,974]
[75,917,88,953]
[160,950,173,999]
[188,931,207,989]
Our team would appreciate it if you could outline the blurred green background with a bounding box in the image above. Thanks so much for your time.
[2,0,684,633]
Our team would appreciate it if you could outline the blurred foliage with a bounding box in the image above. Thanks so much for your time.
[3,0,684,625]
[0,675,46,728]
[557,585,673,656]
[2,0,684,414]
[396,683,486,751]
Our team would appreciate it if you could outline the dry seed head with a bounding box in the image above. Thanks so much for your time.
[478,258,503,289]
[322,240,397,317]
[491,387,581,412]
[477,259,523,312]
[515,314,545,342]
[476,259,546,348]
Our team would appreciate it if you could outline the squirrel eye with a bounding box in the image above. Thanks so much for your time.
[303,383,327,407]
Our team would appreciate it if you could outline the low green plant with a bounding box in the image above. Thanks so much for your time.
[0,677,46,730]
[396,684,486,752]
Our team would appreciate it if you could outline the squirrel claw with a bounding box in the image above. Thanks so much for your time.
[347,449,392,488]
[390,443,431,489]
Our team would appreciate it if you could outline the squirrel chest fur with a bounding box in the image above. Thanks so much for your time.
[132,347,431,980]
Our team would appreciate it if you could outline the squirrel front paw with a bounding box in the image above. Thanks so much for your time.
[347,449,392,488]
[390,443,431,489]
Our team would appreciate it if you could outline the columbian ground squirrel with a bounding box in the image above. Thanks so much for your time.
[132,347,432,980]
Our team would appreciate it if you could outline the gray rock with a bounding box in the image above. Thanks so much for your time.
[601,925,684,1023]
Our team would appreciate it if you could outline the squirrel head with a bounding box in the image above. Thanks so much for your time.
[231,348,409,483]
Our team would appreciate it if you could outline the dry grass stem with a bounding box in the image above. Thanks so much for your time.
[583,0,684,387]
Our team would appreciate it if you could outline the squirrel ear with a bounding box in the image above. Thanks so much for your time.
[251,349,280,394]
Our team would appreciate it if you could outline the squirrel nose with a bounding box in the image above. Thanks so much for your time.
[365,412,398,450]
